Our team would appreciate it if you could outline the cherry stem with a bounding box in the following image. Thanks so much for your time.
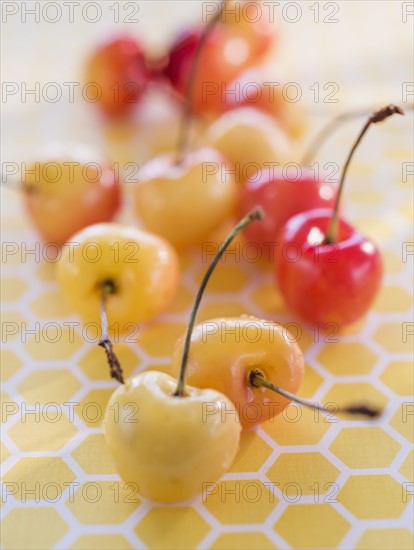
[174,207,264,397]
[98,281,124,384]
[324,104,404,245]
[0,176,36,194]
[175,0,225,165]
[301,106,378,166]
[249,371,382,419]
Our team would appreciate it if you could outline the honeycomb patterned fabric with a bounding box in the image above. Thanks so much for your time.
[1,1,413,549]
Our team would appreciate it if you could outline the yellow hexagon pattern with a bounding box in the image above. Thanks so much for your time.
[1,2,413,549]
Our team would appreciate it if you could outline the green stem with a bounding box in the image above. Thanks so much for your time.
[175,0,225,164]
[174,207,264,397]
[324,104,404,245]
[249,371,381,418]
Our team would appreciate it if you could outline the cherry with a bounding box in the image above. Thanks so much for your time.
[86,35,150,117]
[239,106,394,262]
[134,148,237,249]
[163,1,275,117]
[172,316,382,428]
[172,315,305,428]
[103,370,241,502]
[240,167,336,260]
[203,106,292,184]
[163,28,239,117]
[170,209,381,428]
[275,104,404,328]
[162,29,201,93]
[57,223,180,336]
[21,143,121,247]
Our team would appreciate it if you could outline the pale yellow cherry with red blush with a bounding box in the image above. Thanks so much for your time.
[171,316,305,429]
[23,142,121,247]
[134,147,237,249]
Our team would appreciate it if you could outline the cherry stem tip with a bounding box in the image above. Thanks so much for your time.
[249,371,382,420]
[249,207,265,222]
[370,104,404,123]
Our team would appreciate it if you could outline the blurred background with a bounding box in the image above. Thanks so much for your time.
[2,0,413,162]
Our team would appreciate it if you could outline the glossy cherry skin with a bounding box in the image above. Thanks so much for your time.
[163,28,241,116]
[275,209,383,328]
[57,223,180,329]
[203,107,292,183]
[103,371,241,502]
[163,30,199,91]
[134,147,237,249]
[239,169,336,260]
[86,35,149,117]
[23,143,121,247]
[163,12,275,117]
[171,316,305,429]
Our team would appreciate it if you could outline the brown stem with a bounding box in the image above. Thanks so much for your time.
[324,104,404,244]
[175,0,225,164]
[98,281,124,384]
[249,371,381,418]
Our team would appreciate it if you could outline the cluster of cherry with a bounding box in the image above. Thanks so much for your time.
[86,2,289,123]
[17,1,405,503]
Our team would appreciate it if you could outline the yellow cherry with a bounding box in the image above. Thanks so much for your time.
[203,107,292,182]
[171,316,305,429]
[103,371,241,503]
[134,147,237,248]
[57,222,180,330]
[172,315,382,428]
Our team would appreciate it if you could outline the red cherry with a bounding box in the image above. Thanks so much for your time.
[163,29,200,91]
[163,3,276,117]
[275,104,404,328]
[86,35,150,117]
[240,168,336,259]
[163,27,244,116]
[239,106,385,253]
[275,209,382,327]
